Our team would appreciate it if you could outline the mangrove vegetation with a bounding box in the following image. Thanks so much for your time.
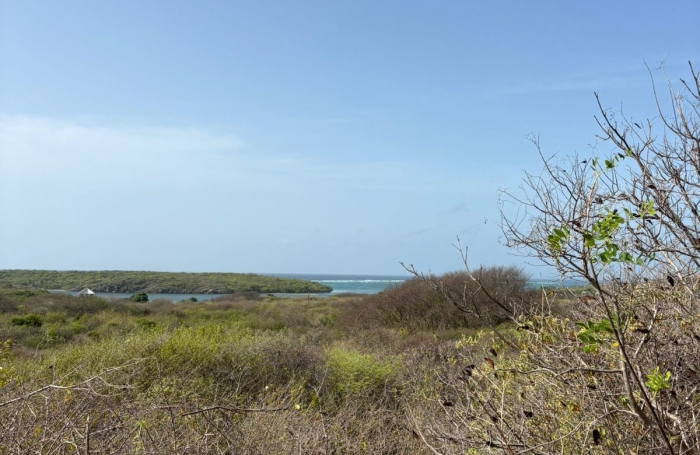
[0,269,333,294]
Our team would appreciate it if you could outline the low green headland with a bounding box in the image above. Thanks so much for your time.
[0,269,332,294]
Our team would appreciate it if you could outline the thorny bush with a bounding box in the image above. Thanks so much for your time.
[407,62,700,454]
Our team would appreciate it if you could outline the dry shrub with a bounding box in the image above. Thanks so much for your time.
[423,62,700,454]
[211,291,261,302]
[338,266,533,333]
[403,285,700,454]
[0,325,426,454]
[109,298,179,316]
[0,380,425,454]
[20,293,109,317]
[0,295,18,312]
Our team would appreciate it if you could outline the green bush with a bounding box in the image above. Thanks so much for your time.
[325,347,402,399]
[46,320,87,341]
[135,317,157,329]
[10,314,43,327]
[130,292,149,302]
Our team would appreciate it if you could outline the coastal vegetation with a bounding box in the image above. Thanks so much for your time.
[129,292,149,302]
[1,63,699,454]
[0,269,332,294]
[0,275,531,453]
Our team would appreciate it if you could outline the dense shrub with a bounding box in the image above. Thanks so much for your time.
[0,295,18,312]
[337,278,459,332]
[0,287,49,312]
[10,314,43,327]
[0,329,421,454]
[45,320,88,341]
[337,266,533,333]
[129,292,149,302]
[0,287,49,302]
[324,347,402,401]
[21,293,109,317]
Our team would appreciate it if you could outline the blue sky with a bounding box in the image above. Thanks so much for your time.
[1,1,698,276]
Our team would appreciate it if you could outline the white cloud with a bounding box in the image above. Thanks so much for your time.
[0,114,511,273]
[0,114,243,162]
[0,114,477,197]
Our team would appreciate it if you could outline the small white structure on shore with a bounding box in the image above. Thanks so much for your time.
[78,288,95,297]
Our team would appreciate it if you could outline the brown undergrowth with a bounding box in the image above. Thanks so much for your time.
[0,282,506,454]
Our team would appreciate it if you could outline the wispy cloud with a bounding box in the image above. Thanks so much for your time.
[0,115,251,200]
[0,114,470,197]
[494,64,652,96]
[0,114,244,158]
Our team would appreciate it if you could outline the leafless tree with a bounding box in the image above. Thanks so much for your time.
[409,62,700,454]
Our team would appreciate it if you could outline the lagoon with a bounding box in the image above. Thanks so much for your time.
[50,274,411,301]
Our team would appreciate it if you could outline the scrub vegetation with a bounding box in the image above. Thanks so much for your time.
[0,275,534,454]
[1,63,699,454]
[0,270,333,294]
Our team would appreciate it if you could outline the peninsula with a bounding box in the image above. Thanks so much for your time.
[0,270,333,294]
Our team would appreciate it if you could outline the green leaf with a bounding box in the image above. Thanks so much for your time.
[645,367,672,397]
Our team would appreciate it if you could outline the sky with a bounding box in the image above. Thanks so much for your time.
[1,1,698,276]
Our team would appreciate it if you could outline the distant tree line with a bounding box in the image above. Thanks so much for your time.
[0,270,332,294]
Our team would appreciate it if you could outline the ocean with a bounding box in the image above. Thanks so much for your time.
[270,274,410,295]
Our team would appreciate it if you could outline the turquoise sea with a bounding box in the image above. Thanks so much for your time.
[270,274,411,296]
